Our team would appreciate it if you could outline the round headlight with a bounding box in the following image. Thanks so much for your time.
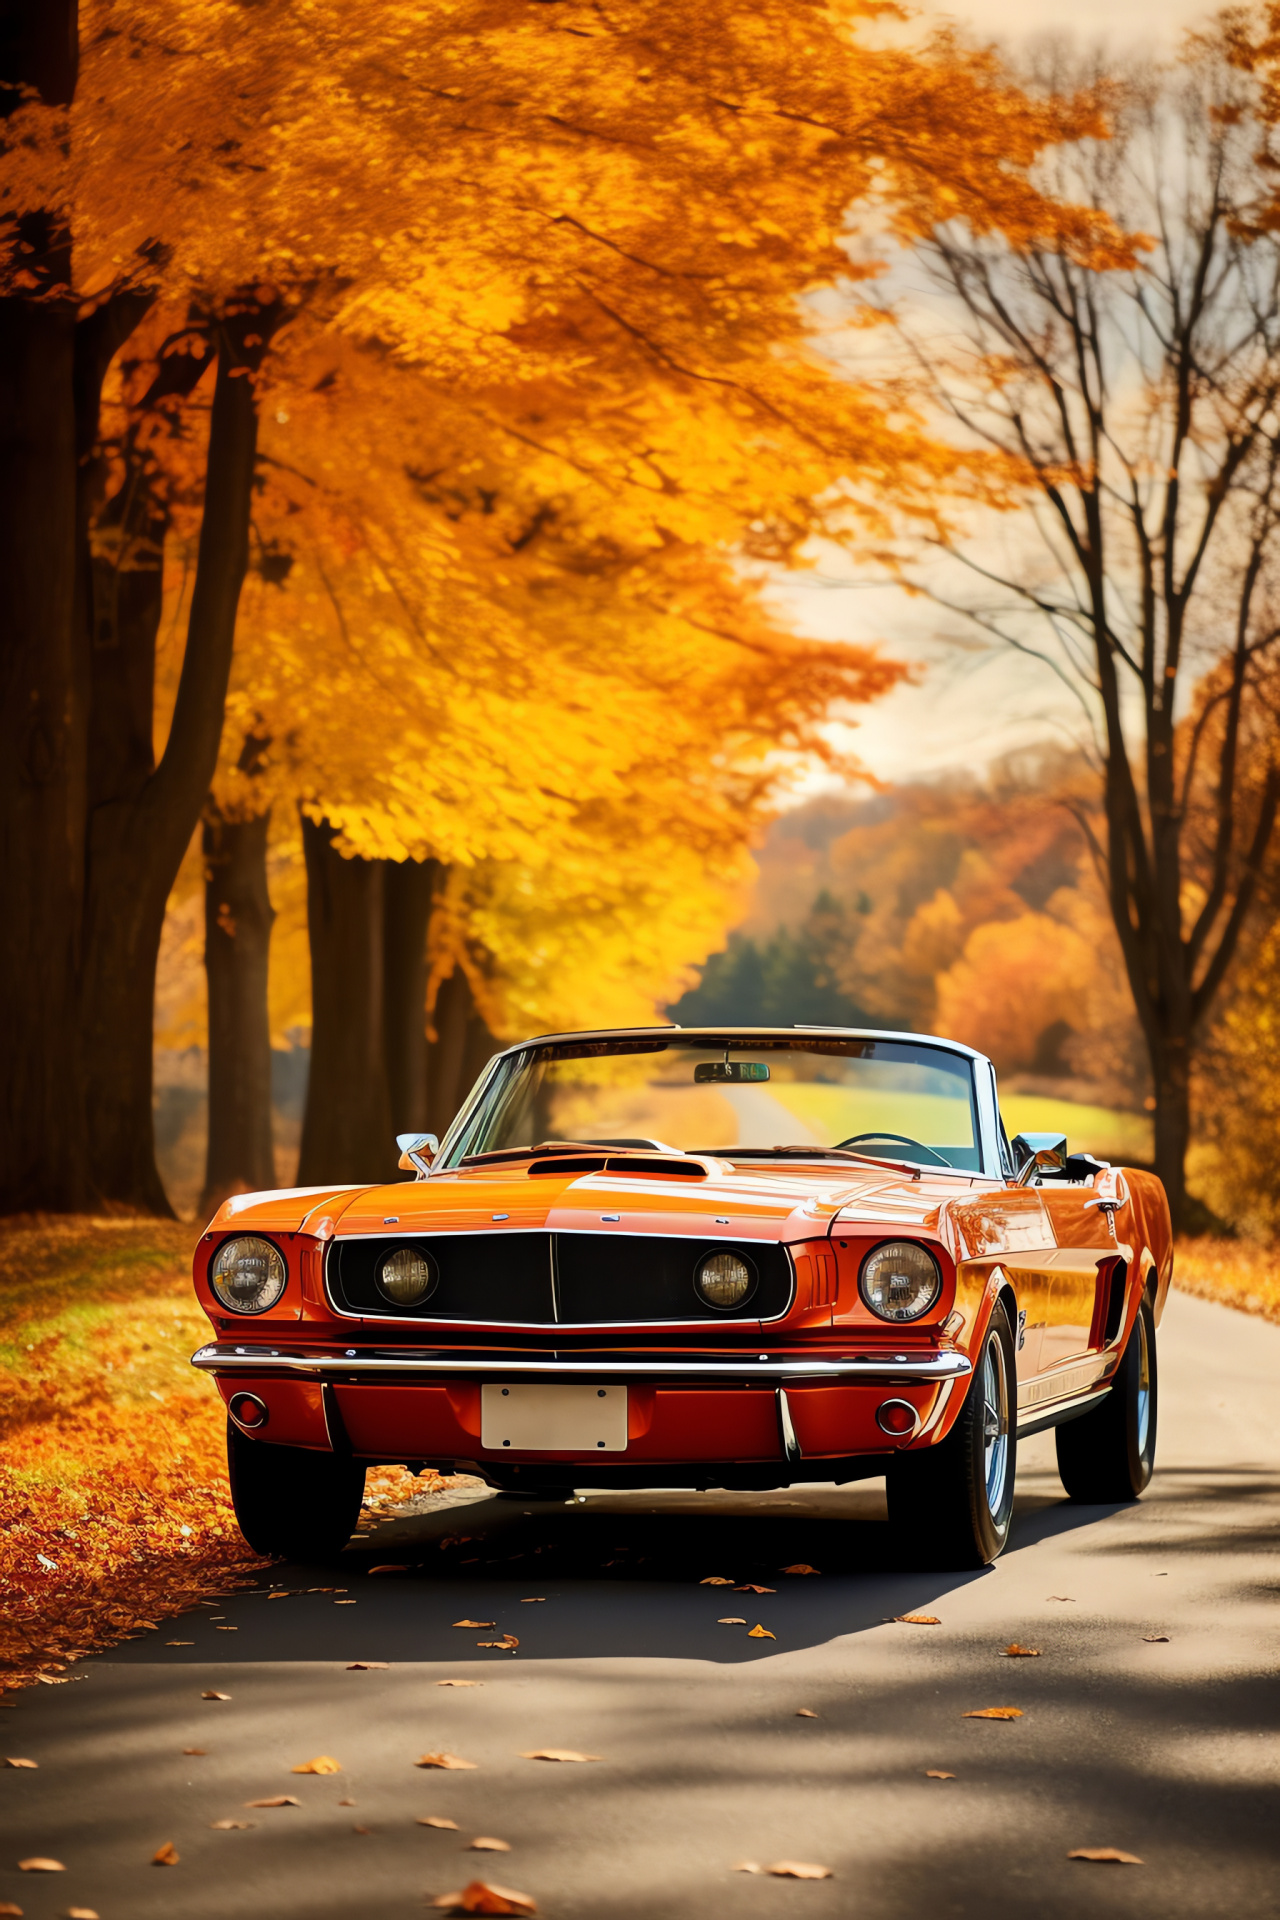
[859,1241,942,1322]
[377,1246,437,1307]
[694,1250,755,1310]
[210,1236,287,1314]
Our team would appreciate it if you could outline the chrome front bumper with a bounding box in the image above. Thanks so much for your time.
[191,1343,971,1386]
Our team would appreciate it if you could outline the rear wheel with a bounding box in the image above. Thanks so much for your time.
[227,1420,366,1560]
[886,1299,1017,1569]
[1055,1289,1157,1501]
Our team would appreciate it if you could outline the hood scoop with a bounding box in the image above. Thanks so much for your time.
[527,1152,711,1181]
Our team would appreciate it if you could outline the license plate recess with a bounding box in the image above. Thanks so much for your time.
[480,1383,628,1452]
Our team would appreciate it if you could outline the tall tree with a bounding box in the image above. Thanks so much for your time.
[899,34,1280,1224]
[80,295,282,1212]
[0,0,86,1211]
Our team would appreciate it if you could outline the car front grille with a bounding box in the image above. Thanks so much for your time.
[325,1231,793,1326]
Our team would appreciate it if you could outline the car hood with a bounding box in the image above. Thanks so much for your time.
[284,1160,977,1246]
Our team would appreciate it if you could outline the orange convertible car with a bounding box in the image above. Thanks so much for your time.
[191,1027,1171,1568]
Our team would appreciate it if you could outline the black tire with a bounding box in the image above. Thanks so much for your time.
[1055,1288,1157,1501]
[886,1298,1018,1569]
[227,1419,366,1560]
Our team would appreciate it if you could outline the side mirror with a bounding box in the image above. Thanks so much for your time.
[1011,1131,1068,1185]
[397,1131,439,1176]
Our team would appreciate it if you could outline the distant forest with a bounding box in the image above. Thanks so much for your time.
[668,890,876,1030]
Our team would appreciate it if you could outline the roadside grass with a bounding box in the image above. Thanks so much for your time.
[0,1218,443,1695]
[1174,1234,1280,1325]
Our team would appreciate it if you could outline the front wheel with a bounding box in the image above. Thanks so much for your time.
[886,1299,1017,1569]
[1055,1288,1157,1501]
[227,1419,367,1561]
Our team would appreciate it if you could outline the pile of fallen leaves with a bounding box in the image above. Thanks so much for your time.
[1174,1235,1280,1325]
[0,1216,448,1695]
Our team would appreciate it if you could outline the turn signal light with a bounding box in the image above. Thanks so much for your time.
[875,1398,919,1437]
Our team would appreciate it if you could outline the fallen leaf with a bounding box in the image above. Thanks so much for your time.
[1068,1848,1143,1865]
[335,1600,358,1605]
[740,1861,832,1879]
[795,1709,818,1719]
[699,1577,734,1586]
[210,1820,255,1830]
[419,1817,461,1829]
[353,1825,372,1835]
[292,1756,342,1774]
[338,1799,357,1807]
[430,1881,536,1915]
[1143,1634,1170,1643]
[895,1614,940,1626]
[963,1707,1023,1720]
[476,1636,519,1651]
[68,1910,100,1919]
[519,1598,546,1604]
[925,1770,956,1780]
[244,1796,301,1808]
[4,1758,37,1768]
[183,1748,207,1756]
[469,1838,512,1852]
[347,1662,389,1670]
[201,1690,231,1701]
[152,1842,180,1866]
[368,1565,407,1576]
[453,1620,496,1630]
[779,1564,820,1575]
[747,1625,776,1639]
[717,1617,747,1625]
[166,1641,194,1647]
[18,1860,64,1872]
[736,1585,776,1594]
[0,1903,22,1917]
[1047,1595,1076,1602]
[416,1754,478,1770]
[214,1626,238,1632]
[1000,1644,1041,1657]
[267,1591,291,1600]
[437,1680,483,1688]
[519,1750,602,1763]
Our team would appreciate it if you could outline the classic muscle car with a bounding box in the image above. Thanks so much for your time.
[191,1027,1170,1568]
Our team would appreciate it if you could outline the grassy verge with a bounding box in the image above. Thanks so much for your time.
[1174,1234,1280,1325]
[0,1218,444,1695]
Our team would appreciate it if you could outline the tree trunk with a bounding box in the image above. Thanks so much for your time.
[0,3,87,1213]
[426,964,498,1140]
[199,809,276,1216]
[1150,1027,1191,1232]
[382,856,440,1135]
[79,299,280,1213]
[297,818,395,1185]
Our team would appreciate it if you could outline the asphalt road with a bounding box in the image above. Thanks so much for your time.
[3,1289,1278,1920]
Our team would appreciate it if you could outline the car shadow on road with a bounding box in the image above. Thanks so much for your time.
[105,1475,1139,1669]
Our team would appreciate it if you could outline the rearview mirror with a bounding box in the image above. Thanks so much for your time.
[694,1061,770,1084]
[397,1131,439,1175]
[1011,1131,1068,1184]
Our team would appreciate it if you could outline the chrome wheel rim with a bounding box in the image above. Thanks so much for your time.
[1135,1309,1151,1456]
[981,1328,1010,1517]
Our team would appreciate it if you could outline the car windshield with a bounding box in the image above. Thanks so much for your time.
[442,1033,982,1172]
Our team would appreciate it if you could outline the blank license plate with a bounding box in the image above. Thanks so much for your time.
[481,1383,628,1452]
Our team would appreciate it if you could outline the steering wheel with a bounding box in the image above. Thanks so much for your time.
[835,1130,952,1168]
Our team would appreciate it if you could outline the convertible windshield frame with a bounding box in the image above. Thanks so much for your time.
[434,1026,1003,1177]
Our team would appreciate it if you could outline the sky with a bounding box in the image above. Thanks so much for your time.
[778,0,1216,785]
